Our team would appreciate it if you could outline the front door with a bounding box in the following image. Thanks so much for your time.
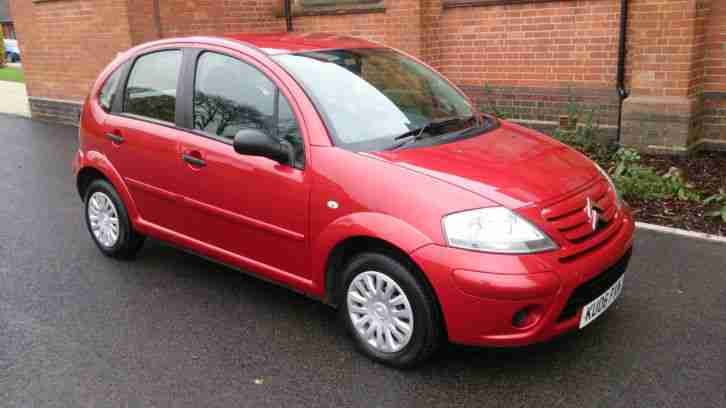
[174,50,310,279]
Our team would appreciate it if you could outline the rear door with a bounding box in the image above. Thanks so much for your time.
[102,49,188,231]
[172,48,311,279]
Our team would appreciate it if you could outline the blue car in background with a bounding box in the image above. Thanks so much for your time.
[4,39,20,62]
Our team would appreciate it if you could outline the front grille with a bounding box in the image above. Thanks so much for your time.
[557,248,632,322]
[541,180,617,244]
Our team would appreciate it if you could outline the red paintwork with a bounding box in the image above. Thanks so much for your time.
[74,34,635,348]
[224,32,381,55]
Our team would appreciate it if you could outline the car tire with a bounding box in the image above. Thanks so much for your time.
[339,252,442,368]
[84,179,145,259]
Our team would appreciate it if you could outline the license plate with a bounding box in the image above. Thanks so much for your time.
[579,275,624,329]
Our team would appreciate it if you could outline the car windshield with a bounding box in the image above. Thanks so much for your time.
[273,48,479,151]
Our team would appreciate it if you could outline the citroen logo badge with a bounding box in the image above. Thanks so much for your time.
[584,197,602,232]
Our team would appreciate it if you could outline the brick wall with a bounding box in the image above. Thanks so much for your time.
[620,0,716,153]
[9,0,134,124]
[154,0,423,57]
[8,0,725,149]
[703,0,726,144]
[158,1,282,37]
[627,0,706,98]
[424,0,622,135]
[9,0,133,101]
[127,0,161,44]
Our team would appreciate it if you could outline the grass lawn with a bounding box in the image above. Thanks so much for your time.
[0,66,25,83]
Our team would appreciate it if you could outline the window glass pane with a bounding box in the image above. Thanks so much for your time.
[273,48,473,150]
[278,95,304,167]
[124,50,181,123]
[194,52,276,140]
[99,64,125,112]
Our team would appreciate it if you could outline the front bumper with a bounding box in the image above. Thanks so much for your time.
[411,206,635,347]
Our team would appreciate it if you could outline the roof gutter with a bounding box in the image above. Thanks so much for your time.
[616,0,629,144]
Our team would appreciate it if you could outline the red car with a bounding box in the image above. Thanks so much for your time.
[73,33,634,367]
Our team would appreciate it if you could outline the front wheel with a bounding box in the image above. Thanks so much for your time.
[84,179,145,259]
[339,252,442,368]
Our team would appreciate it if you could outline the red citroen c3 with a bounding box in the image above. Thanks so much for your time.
[73,33,634,367]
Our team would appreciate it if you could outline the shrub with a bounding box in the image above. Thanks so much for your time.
[481,83,511,119]
[551,96,614,164]
[611,148,700,202]
[548,97,701,204]
[704,189,726,223]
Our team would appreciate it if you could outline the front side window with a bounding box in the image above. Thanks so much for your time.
[277,94,304,168]
[273,48,479,151]
[194,52,304,166]
[99,63,126,112]
[124,50,181,123]
[194,52,276,139]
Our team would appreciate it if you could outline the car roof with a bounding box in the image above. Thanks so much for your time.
[223,32,382,55]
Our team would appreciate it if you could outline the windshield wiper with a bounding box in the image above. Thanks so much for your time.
[391,116,476,148]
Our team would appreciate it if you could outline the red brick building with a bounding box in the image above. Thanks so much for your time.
[8,0,726,152]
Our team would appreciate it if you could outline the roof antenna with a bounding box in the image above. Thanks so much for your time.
[285,0,294,32]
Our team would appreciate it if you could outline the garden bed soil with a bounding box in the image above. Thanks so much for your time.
[627,151,726,237]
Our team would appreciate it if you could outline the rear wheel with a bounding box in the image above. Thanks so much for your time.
[84,179,145,259]
[339,252,442,368]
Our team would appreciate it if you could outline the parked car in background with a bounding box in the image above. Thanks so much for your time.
[73,33,635,367]
[4,38,20,62]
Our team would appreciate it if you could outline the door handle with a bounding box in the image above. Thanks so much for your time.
[182,153,206,167]
[105,132,124,144]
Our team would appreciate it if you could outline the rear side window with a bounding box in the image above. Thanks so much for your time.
[124,50,181,123]
[99,64,125,113]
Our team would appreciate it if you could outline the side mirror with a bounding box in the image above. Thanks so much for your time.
[233,128,294,165]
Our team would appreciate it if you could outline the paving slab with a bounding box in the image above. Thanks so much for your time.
[0,80,31,117]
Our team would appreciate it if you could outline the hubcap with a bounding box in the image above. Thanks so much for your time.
[87,192,120,248]
[347,271,414,353]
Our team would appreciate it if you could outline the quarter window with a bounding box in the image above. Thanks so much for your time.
[99,64,125,113]
[124,50,181,123]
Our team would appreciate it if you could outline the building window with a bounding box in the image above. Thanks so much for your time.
[443,0,571,8]
[290,0,385,16]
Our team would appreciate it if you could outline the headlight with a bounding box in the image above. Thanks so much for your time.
[442,207,558,254]
[594,163,623,209]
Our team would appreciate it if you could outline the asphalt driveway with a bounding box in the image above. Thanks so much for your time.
[1,114,725,408]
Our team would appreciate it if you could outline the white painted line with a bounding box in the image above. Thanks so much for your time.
[636,222,726,244]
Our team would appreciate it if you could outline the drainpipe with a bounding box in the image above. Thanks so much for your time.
[615,0,629,144]
[285,0,294,32]
[152,0,163,39]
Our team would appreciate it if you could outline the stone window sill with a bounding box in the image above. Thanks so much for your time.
[443,0,572,8]
[276,1,385,17]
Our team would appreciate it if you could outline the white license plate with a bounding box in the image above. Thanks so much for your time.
[579,275,624,329]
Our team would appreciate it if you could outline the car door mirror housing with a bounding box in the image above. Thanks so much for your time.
[233,129,294,165]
